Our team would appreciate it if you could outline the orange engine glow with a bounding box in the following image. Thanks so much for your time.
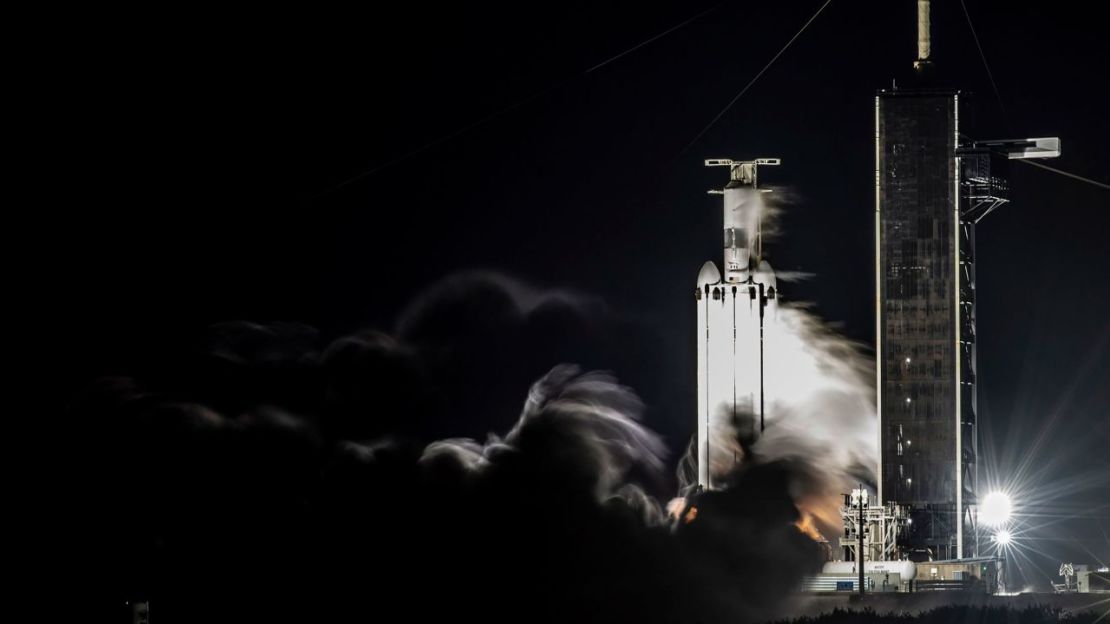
[665,497,699,524]
[795,512,825,542]
[684,505,698,524]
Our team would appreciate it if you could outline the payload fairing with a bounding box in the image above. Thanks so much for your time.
[694,158,780,489]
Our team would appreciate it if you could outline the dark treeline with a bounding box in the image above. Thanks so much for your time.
[777,605,1106,624]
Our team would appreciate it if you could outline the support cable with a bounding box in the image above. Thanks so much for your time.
[1016,159,1110,192]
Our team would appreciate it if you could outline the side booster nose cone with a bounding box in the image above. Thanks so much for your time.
[697,261,721,287]
[753,260,777,298]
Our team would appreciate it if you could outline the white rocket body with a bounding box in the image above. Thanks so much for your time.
[695,159,779,490]
[722,185,758,283]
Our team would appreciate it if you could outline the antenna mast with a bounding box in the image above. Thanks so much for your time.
[914,0,933,73]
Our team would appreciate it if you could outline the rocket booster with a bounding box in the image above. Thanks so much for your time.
[694,158,780,490]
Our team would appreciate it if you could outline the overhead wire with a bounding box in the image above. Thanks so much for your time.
[679,0,834,156]
[585,0,729,74]
[322,1,730,195]
[959,0,1010,130]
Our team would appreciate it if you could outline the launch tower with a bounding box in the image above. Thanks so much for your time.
[876,0,1059,561]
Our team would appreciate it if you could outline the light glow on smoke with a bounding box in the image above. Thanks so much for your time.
[795,512,824,541]
[666,497,686,519]
[665,497,700,525]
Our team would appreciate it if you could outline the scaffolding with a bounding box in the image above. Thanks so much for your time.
[840,487,912,564]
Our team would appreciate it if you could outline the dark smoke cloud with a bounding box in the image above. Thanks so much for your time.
[73,272,826,623]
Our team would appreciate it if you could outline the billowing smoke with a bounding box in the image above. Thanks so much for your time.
[72,272,865,623]
[423,364,666,507]
[756,305,878,533]
[681,303,877,536]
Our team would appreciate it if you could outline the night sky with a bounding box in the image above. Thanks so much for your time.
[50,0,1108,617]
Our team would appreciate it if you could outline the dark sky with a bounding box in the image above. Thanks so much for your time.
[52,0,1107,597]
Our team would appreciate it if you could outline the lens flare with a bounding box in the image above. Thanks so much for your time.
[980,491,1012,527]
[993,530,1013,546]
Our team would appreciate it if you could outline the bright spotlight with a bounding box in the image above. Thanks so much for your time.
[993,530,1012,546]
[980,491,1012,527]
